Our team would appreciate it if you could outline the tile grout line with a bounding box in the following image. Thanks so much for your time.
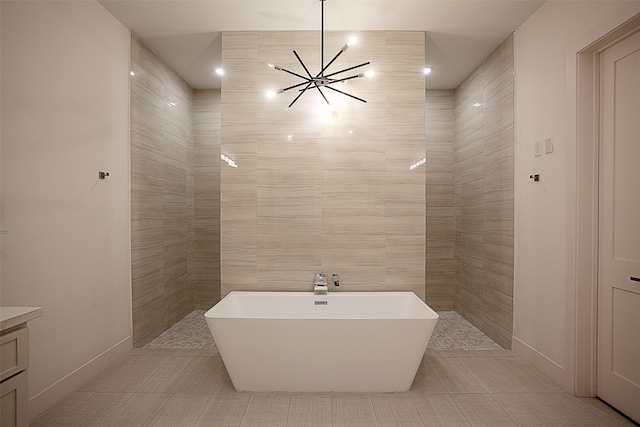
[407,392,428,427]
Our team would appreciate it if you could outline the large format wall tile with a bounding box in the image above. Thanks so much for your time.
[193,90,221,309]
[131,37,195,347]
[426,90,455,309]
[131,30,512,346]
[221,31,426,298]
[453,35,514,349]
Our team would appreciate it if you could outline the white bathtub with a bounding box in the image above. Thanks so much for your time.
[204,291,438,392]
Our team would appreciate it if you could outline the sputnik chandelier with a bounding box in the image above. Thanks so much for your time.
[268,0,371,108]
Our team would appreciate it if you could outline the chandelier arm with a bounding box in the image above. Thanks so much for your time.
[325,74,365,85]
[324,85,367,103]
[324,61,370,78]
[293,50,317,81]
[288,81,315,108]
[316,86,330,105]
[293,50,330,104]
[280,79,314,93]
[275,65,309,81]
[317,49,345,77]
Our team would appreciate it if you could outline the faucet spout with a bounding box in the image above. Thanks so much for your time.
[314,272,328,295]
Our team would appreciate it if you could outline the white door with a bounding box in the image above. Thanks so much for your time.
[597,29,640,424]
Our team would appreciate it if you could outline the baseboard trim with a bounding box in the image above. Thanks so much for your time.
[512,336,565,388]
[29,335,133,421]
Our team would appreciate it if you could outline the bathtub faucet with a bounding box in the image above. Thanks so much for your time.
[314,272,328,295]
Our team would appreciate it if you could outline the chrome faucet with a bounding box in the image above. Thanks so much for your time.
[314,272,328,295]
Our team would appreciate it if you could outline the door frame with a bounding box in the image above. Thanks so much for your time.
[567,7,640,397]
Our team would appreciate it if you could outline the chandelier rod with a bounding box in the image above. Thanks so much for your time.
[321,0,325,77]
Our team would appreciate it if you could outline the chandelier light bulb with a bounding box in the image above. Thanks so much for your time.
[424,67,432,75]
[266,90,277,98]
[215,68,224,76]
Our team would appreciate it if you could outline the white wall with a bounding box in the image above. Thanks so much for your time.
[513,0,640,387]
[0,1,131,419]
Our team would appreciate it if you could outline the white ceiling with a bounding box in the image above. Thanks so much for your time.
[99,0,545,90]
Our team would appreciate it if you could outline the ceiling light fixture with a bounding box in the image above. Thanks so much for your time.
[268,0,370,108]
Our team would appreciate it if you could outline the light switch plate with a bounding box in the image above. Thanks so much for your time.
[535,140,542,157]
[545,137,554,154]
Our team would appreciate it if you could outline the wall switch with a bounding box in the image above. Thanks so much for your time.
[545,137,554,154]
[534,140,542,157]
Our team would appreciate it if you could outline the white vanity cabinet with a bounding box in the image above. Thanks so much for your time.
[1,307,42,427]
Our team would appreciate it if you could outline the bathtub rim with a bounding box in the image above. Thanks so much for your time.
[204,290,439,321]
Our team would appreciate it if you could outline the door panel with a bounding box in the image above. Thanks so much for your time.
[611,288,640,385]
[611,46,640,263]
[597,29,640,424]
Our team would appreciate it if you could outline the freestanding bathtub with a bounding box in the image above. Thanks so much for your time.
[204,291,438,392]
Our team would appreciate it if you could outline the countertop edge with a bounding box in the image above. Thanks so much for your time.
[1,307,43,332]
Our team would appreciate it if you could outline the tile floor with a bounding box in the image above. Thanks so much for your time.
[31,312,636,426]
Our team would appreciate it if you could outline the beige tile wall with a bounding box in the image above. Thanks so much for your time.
[221,31,426,298]
[193,90,222,309]
[453,35,514,349]
[131,37,195,347]
[131,38,223,345]
[131,31,512,346]
[425,90,455,310]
